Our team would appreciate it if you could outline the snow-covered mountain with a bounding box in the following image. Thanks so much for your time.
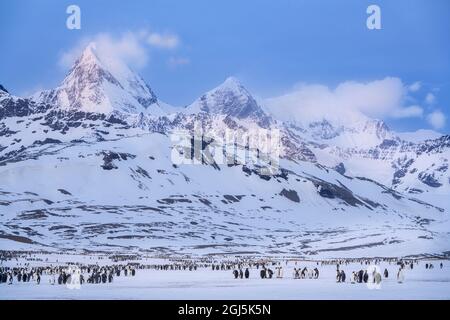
[32,43,166,116]
[184,77,272,128]
[1,44,449,258]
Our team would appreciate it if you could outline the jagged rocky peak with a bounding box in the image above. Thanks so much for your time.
[33,42,164,116]
[308,119,342,140]
[0,84,9,94]
[218,76,247,93]
[362,119,391,140]
[65,43,114,88]
[186,77,271,126]
[75,42,100,66]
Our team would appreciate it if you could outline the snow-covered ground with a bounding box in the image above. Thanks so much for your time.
[1,255,449,300]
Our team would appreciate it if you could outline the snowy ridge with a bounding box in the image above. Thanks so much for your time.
[1,44,450,257]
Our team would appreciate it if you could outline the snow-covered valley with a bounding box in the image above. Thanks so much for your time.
[1,253,449,300]
[1,43,449,258]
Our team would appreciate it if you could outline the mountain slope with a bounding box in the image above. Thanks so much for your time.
[1,44,449,257]
[1,129,448,256]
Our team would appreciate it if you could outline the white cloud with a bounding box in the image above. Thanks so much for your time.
[264,77,423,126]
[425,93,436,105]
[168,57,190,68]
[59,29,182,71]
[391,105,423,118]
[59,50,80,70]
[409,81,421,92]
[146,32,179,49]
[427,111,446,130]
[59,32,149,70]
[20,84,47,97]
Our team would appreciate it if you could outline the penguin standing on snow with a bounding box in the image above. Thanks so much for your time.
[363,270,369,283]
[397,268,405,283]
[358,270,364,283]
[277,267,283,279]
[336,270,341,282]
[314,268,319,279]
[340,270,346,283]
[374,271,382,284]
[260,268,266,279]
[351,272,356,284]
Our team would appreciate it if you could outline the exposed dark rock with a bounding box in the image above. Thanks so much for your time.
[32,138,63,145]
[135,166,151,179]
[223,195,240,203]
[16,210,48,220]
[418,172,442,188]
[57,189,72,195]
[49,225,75,231]
[279,188,300,203]
[309,177,364,206]
[379,139,399,148]
[408,188,423,194]
[0,234,37,244]
[334,162,346,175]
[100,151,136,170]
[392,158,414,186]
[198,198,212,206]
[157,198,192,205]
[0,84,9,93]
[318,186,334,199]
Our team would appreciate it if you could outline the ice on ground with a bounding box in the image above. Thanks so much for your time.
[1,254,449,300]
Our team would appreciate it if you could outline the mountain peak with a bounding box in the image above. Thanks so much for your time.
[76,42,102,67]
[215,76,249,96]
[220,76,242,89]
[185,77,271,126]
[361,119,391,140]
[33,43,165,116]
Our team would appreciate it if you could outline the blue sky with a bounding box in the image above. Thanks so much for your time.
[0,0,449,132]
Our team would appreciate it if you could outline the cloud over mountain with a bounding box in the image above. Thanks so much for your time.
[263,77,424,126]
[59,29,182,72]
[59,32,149,70]
[427,110,447,129]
